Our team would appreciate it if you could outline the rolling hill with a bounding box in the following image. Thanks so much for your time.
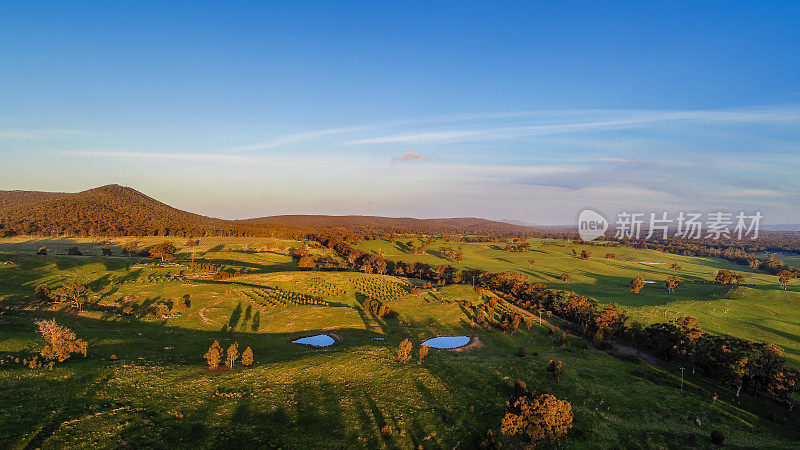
[239,214,534,234]
[0,185,536,237]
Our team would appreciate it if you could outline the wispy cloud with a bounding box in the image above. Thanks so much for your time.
[0,129,87,139]
[206,106,800,153]
[391,151,434,162]
[60,150,288,167]
[220,126,370,153]
[345,107,800,145]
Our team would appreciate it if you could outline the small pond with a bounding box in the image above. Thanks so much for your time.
[292,334,335,347]
[421,336,471,349]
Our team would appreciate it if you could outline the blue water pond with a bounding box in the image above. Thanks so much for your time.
[292,334,335,347]
[421,336,471,349]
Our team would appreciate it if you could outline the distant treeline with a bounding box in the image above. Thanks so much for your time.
[611,238,800,276]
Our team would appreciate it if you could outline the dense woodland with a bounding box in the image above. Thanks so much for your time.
[0,185,536,239]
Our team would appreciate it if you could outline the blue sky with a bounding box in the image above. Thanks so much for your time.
[1,1,799,223]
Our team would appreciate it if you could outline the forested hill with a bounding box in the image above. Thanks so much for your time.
[0,190,69,209]
[0,185,536,237]
[0,185,274,237]
[239,214,533,234]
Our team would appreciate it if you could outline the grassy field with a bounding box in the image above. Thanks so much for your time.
[356,238,800,366]
[0,236,798,448]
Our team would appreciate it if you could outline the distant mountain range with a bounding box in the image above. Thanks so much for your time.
[763,224,800,231]
[0,184,536,237]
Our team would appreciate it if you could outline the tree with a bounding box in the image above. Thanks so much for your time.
[241,346,254,366]
[101,245,112,256]
[56,280,88,310]
[629,276,646,294]
[580,249,591,260]
[398,338,413,364]
[665,276,681,294]
[714,269,744,285]
[604,253,615,260]
[185,238,199,262]
[528,259,535,267]
[547,359,565,382]
[36,319,88,362]
[67,246,82,256]
[36,246,48,255]
[226,342,239,368]
[670,263,682,271]
[204,340,223,369]
[559,273,571,282]
[297,256,316,269]
[500,392,573,444]
[149,241,178,262]
[778,270,794,290]
[418,344,429,364]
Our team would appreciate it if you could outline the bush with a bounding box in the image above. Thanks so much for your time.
[711,429,725,445]
[67,247,82,256]
[516,346,526,358]
[501,392,573,444]
[204,340,223,369]
[36,246,48,255]
[36,319,88,362]
[241,346,254,366]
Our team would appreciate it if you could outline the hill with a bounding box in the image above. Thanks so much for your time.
[240,214,534,234]
[0,185,535,237]
[0,189,69,209]
[0,185,248,237]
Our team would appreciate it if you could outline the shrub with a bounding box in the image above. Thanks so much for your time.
[226,342,239,368]
[711,429,725,445]
[241,346,254,366]
[559,272,571,282]
[204,340,223,369]
[516,346,526,358]
[418,344,428,364]
[67,247,82,256]
[398,339,413,364]
[36,246,48,255]
[36,319,88,363]
[501,392,573,444]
